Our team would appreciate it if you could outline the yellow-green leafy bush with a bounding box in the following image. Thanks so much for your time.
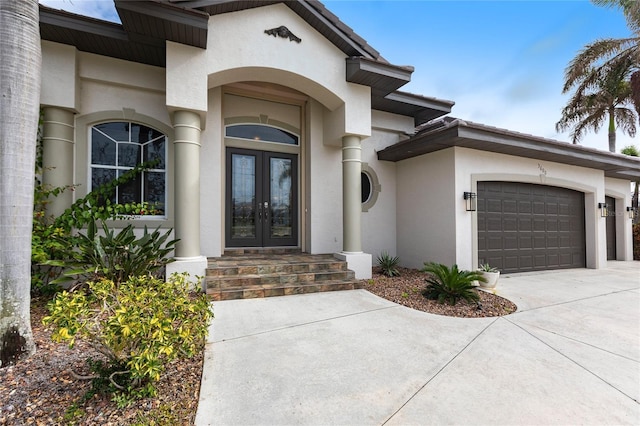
[43,273,213,397]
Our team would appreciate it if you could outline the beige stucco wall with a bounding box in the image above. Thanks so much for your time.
[166,3,371,141]
[396,146,626,271]
[200,87,224,257]
[604,177,634,261]
[306,99,342,254]
[41,41,79,111]
[360,110,415,260]
[396,149,457,269]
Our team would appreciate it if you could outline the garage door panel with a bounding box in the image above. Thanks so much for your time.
[518,218,531,231]
[518,200,532,213]
[477,182,585,273]
[503,218,517,231]
[533,201,545,214]
[533,218,545,232]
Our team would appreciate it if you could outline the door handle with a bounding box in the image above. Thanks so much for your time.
[263,201,269,221]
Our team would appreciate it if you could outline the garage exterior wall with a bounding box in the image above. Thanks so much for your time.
[395,146,633,272]
[396,149,457,269]
[604,177,634,261]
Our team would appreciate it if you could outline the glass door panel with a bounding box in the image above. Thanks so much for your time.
[226,149,297,247]
[231,154,257,239]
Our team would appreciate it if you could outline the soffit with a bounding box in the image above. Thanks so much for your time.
[115,0,209,49]
[39,5,166,67]
[377,118,640,181]
[372,91,455,126]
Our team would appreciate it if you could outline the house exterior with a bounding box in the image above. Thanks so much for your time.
[38,0,639,283]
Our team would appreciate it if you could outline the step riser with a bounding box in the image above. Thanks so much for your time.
[207,271,355,290]
[208,281,363,301]
[205,262,348,277]
[205,253,359,300]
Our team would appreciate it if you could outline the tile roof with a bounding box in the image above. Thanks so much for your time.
[379,117,640,180]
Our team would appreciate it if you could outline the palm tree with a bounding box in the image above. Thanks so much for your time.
[621,145,639,217]
[557,0,640,152]
[0,0,40,367]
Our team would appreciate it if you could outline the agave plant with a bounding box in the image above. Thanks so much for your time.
[376,251,400,277]
[421,262,485,305]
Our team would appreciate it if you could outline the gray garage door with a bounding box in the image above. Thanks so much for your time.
[477,182,586,273]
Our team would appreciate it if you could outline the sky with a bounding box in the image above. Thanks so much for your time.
[39,0,637,153]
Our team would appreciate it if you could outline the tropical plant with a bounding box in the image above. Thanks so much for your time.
[478,263,499,273]
[0,0,40,368]
[376,251,400,277]
[45,219,177,286]
[42,273,213,398]
[557,0,640,152]
[32,157,162,294]
[420,262,485,305]
[557,57,636,152]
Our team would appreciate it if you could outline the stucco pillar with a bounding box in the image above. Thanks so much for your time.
[342,135,362,252]
[334,135,371,279]
[41,107,74,218]
[166,110,207,285]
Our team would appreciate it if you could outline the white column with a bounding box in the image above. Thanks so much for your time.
[166,110,207,285]
[41,107,74,218]
[334,135,371,279]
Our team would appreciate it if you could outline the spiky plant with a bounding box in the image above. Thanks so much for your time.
[376,252,400,277]
[420,262,485,306]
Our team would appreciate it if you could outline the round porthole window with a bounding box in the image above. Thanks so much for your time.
[360,163,380,212]
[361,172,372,204]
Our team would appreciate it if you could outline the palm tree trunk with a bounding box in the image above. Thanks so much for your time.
[0,0,40,367]
[608,107,616,153]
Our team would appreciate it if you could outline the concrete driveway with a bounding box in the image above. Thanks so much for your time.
[195,262,640,425]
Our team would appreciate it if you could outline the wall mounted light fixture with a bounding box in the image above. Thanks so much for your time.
[627,206,637,220]
[598,202,608,218]
[464,192,477,212]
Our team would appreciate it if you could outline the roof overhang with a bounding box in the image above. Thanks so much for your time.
[175,0,382,59]
[39,1,208,68]
[377,118,640,181]
[346,57,413,95]
[116,0,209,49]
[372,91,455,126]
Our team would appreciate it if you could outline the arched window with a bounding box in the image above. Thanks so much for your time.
[225,124,299,145]
[90,121,167,216]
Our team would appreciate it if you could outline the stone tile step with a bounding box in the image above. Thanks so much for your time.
[206,260,349,277]
[222,247,302,256]
[206,270,356,290]
[207,279,364,301]
[207,253,336,267]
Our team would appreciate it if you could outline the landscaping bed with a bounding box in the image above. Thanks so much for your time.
[363,267,517,318]
[0,297,203,426]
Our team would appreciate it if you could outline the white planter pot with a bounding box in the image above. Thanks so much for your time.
[479,271,500,289]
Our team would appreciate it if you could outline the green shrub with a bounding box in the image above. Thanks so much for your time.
[421,262,485,305]
[45,219,177,285]
[42,273,213,398]
[377,251,400,277]
[31,155,162,294]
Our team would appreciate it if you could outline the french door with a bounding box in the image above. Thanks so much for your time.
[225,148,298,247]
